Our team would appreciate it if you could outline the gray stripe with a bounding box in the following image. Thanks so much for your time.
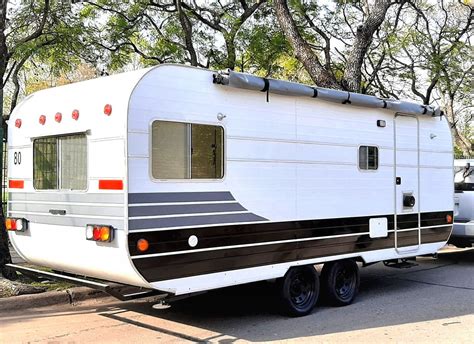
[129,213,267,230]
[128,192,235,204]
[7,212,124,229]
[128,203,246,217]
[9,192,124,204]
[9,203,124,218]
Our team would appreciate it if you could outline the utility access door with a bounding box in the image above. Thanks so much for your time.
[394,114,421,253]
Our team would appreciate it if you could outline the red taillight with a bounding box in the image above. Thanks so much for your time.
[55,112,62,123]
[15,119,22,128]
[72,109,79,120]
[99,180,123,190]
[6,218,27,232]
[86,225,114,242]
[9,180,24,189]
[39,115,46,125]
[104,104,112,116]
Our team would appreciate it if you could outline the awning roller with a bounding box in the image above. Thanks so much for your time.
[212,70,442,117]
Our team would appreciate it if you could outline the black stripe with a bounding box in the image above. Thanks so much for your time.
[128,192,235,204]
[132,226,451,282]
[128,211,452,256]
[455,183,474,191]
[128,202,247,217]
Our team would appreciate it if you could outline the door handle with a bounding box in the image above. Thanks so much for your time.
[49,209,66,215]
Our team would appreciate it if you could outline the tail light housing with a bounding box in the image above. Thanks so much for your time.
[5,218,28,232]
[86,225,114,242]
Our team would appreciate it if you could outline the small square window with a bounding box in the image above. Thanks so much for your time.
[33,134,87,190]
[359,146,378,170]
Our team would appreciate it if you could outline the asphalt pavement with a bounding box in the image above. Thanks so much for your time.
[0,247,473,343]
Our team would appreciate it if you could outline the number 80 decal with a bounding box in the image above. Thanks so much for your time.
[13,151,21,165]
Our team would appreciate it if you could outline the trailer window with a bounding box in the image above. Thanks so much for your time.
[152,121,224,179]
[359,146,378,170]
[33,134,87,190]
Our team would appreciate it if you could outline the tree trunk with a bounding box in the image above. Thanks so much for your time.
[342,0,392,92]
[273,0,340,89]
[224,35,236,70]
[0,0,14,279]
[176,1,198,66]
[442,94,473,156]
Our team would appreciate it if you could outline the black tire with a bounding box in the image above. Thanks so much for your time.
[321,259,359,307]
[276,265,319,317]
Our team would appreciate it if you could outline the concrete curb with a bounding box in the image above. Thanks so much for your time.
[0,287,110,311]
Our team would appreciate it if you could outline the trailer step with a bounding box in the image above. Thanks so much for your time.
[6,263,167,301]
[383,259,418,269]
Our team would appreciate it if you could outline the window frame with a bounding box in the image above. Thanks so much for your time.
[149,119,226,183]
[32,133,89,192]
[357,145,379,172]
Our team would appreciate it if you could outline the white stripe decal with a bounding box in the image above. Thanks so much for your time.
[8,200,123,207]
[130,225,450,260]
[7,210,124,220]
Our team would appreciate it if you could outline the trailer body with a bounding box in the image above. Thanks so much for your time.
[7,64,454,296]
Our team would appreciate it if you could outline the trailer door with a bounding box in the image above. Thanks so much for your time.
[394,114,420,253]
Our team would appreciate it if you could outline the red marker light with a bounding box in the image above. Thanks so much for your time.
[39,115,46,125]
[9,180,24,189]
[72,109,79,120]
[15,119,22,128]
[55,112,62,123]
[99,180,123,190]
[104,104,112,116]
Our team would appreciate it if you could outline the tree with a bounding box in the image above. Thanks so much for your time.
[373,0,473,155]
[273,0,393,92]
[0,0,90,278]
[80,1,267,71]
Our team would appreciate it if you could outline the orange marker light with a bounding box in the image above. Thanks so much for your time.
[137,239,149,252]
[446,214,453,223]
[100,226,111,241]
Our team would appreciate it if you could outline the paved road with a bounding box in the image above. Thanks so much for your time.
[0,247,473,343]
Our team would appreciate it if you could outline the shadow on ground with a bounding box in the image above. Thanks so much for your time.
[4,248,473,342]
[96,248,474,342]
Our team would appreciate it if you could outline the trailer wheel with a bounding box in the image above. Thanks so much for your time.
[321,259,360,306]
[276,265,319,317]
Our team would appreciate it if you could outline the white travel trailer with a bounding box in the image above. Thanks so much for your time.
[5,64,454,316]
[452,159,474,247]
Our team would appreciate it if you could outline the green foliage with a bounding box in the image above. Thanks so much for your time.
[1,0,472,155]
